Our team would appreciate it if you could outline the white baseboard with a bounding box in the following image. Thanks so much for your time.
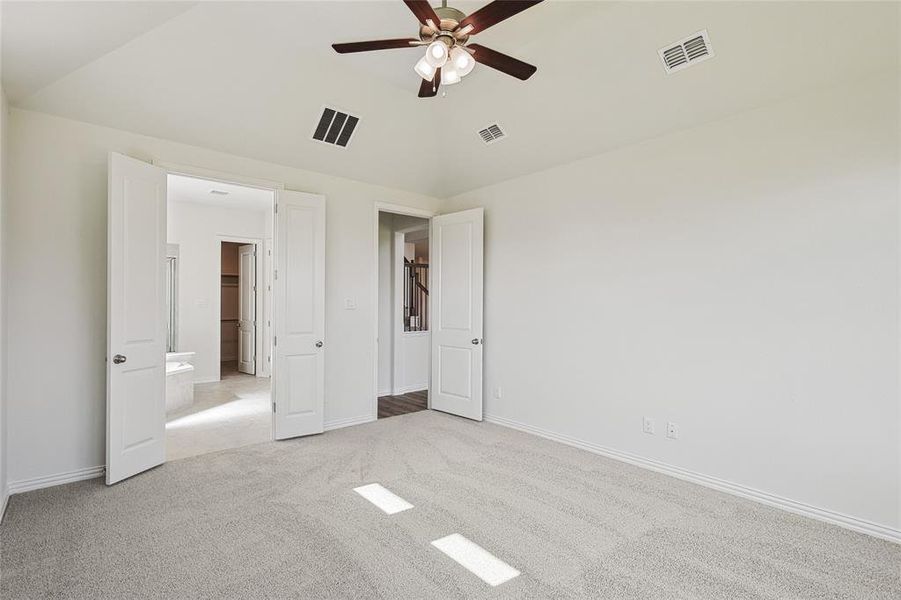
[390,385,428,395]
[7,465,106,496]
[377,388,392,397]
[194,376,220,384]
[485,414,901,544]
[325,414,375,431]
[0,491,8,524]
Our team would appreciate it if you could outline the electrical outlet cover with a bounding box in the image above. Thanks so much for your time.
[667,422,679,439]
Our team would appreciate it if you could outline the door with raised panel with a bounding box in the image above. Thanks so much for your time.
[272,190,326,439]
[430,208,484,421]
[238,244,256,375]
[106,152,168,484]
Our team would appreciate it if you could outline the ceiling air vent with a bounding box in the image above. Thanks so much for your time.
[312,107,360,148]
[658,30,714,74]
[478,123,505,145]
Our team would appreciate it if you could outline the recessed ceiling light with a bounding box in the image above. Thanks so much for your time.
[209,189,229,196]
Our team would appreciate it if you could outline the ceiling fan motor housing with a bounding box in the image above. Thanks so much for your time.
[420,6,470,44]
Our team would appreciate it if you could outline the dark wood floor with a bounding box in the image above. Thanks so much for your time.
[378,390,428,419]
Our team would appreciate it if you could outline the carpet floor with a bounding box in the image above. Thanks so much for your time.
[1,411,898,599]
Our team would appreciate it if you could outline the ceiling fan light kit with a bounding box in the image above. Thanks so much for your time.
[332,0,544,98]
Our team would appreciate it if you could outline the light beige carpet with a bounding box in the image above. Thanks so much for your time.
[1,411,898,599]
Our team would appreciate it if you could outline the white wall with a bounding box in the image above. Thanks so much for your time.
[399,332,429,393]
[167,200,269,382]
[444,73,900,532]
[5,109,440,486]
[0,87,8,516]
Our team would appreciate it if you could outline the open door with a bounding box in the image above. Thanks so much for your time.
[238,243,256,375]
[106,153,168,484]
[272,190,326,439]
[430,208,484,421]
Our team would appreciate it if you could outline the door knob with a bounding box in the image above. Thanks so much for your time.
[471,338,481,345]
[315,341,323,348]
[113,354,127,364]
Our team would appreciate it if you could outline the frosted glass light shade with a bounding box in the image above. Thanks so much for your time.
[450,47,475,77]
[414,55,437,80]
[426,41,448,67]
[441,64,461,85]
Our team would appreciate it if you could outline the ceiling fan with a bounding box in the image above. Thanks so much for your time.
[332,0,544,98]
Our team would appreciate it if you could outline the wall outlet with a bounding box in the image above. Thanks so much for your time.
[667,422,679,439]
[494,387,502,399]
[344,298,357,310]
[643,417,655,435]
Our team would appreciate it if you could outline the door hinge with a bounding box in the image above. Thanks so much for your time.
[275,204,278,214]
[272,402,276,413]
[274,269,278,280]
[274,336,277,347]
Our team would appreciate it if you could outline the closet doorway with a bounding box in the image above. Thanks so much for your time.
[220,240,257,376]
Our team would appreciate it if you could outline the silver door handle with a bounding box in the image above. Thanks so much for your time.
[315,341,323,348]
[113,354,127,364]
[471,338,481,345]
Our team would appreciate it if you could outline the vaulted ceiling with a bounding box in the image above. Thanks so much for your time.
[3,1,897,197]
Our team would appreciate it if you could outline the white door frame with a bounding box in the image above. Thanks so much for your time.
[217,236,264,380]
[372,203,436,420]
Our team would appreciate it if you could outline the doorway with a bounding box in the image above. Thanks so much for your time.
[220,240,257,376]
[371,203,486,424]
[164,174,274,461]
[107,153,328,484]
[376,209,431,419]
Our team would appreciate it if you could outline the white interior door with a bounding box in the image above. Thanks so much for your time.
[106,152,167,484]
[430,208,484,420]
[273,190,326,439]
[238,244,256,375]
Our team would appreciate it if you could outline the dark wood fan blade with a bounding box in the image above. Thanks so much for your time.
[418,68,441,97]
[403,0,441,25]
[458,0,543,35]
[332,39,419,53]
[468,44,537,80]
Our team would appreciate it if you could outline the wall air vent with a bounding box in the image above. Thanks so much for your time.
[312,107,360,148]
[658,30,714,74]
[478,123,505,145]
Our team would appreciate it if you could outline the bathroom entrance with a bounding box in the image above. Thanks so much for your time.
[163,173,275,461]
[107,153,327,484]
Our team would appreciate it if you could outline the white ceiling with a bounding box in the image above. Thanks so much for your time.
[168,174,274,212]
[3,1,897,197]
[1,1,196,102]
